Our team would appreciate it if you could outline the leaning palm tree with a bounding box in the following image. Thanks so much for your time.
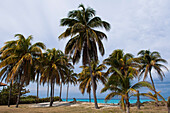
[101,69,153,113]
[65,69,77,101]
[0,45,15,107]
[137,50,168,102]
[0,59,14,107]
[40,48,68,106]
[102,49,153,113]
[78,61,107,102]
[135,91,166,103]
[0,34,46,107]
[59,4,110,109]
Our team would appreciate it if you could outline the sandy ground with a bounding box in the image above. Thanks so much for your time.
[0,101,168,113]
[29,101,118,108]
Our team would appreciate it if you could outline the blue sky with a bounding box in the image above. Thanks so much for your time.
[0,0,170,99]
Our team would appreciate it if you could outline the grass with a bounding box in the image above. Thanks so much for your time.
[0,102,168,113]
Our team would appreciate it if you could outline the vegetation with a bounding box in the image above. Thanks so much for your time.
[136,50,168,105]
[101,49,154,113]
[64,69,77,101]
[40,48,70,106]
[59,4,110,109]
[0,82,29,105]
[0,3,168,113]
[20,96,60,104]
[78,61,107,102]
[0,34,46,107]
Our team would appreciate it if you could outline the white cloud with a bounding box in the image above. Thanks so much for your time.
[1,0,170,98]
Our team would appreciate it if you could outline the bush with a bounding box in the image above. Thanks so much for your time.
[20,96,61,104]
[21,95,37,99]
[0,83,61,105]
[0,83,29,105]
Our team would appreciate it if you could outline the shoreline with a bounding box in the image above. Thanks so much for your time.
[29,101,119,108]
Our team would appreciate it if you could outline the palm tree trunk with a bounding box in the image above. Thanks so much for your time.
[126,94,130,113]
[66,83,69,102]
[50,81,53,107]
[59,81,62,102]
[47,81,49,98]
[16,77,25,108]
[149,71,156,91]
[167,97,170,113]
[17,74,20,92]
[87,51,99,109]
[89,90,91,103]
[53,82,54,101]
[36,73,39,104]
[8,80,12,107]
[137,90,140,109]
[149,71,159,106]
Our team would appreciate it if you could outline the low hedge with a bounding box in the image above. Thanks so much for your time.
[20,96,61,104]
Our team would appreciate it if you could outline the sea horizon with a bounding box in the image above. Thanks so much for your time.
[60,98,166,104]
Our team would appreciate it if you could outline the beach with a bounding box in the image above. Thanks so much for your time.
[0,101,167,113]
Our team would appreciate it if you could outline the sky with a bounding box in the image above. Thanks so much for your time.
[0,0,170,99]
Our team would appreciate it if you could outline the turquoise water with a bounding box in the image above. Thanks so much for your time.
[62,98,155,104]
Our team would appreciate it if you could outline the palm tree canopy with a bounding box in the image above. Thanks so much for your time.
[40,48,70,85]
[137,50,168,81]
[103,49,138,79]
[65,70,77,86]
[59,4,110,65]
[101,49,154,110]
[0,34,46,85]
[78,61,107,94]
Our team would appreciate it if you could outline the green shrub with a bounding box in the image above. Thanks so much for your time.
[0,83,29,105]
[20,96,61,104]
[0,82,60,105]
[21,95,37,99]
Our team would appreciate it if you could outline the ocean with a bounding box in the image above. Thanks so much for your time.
[61,98,157,104]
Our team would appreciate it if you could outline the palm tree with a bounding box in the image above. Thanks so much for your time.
[59,55,73,102]
[0,34,46,107]
[65,69,77,101]
[136,91,166,103]
[102,49,153,113]
[78,61,107,102]
[137,50,168,102]
[34,57,45,103]
[78,69,92,102]
[101,71,153,113]
[0,52,14,107]
[59,79,63,102]
[59,4,110,109]
[40,48,68,106]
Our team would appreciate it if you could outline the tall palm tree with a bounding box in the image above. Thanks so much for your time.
[137,50,168,101]
[65,69,77,101]
[102,49,153,113]
[40,48,68,106]
[0,34,46,107]
[78,61,107,102]
[59,4,110,109]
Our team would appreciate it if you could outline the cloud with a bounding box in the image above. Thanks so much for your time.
[1,0,170,98]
